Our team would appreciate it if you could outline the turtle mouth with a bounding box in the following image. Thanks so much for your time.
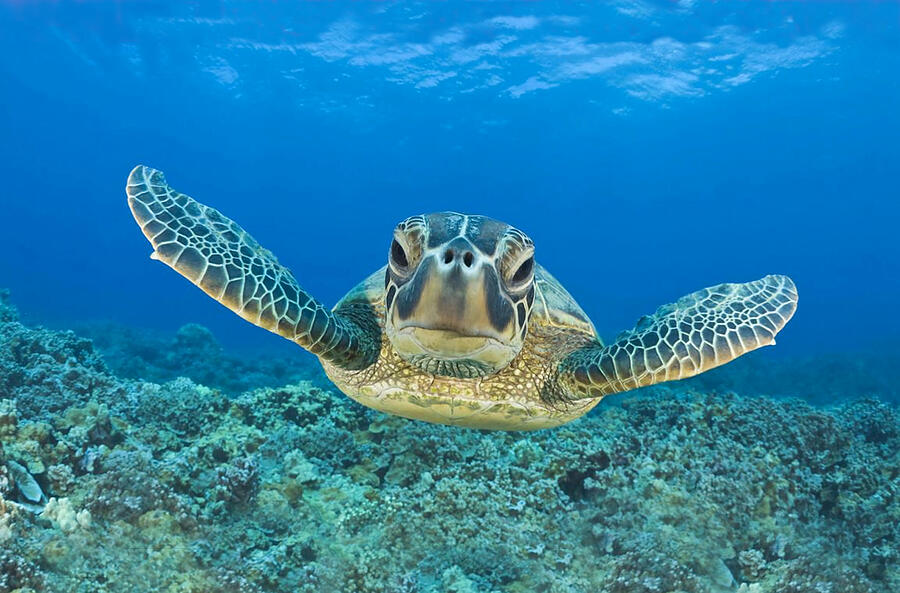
[389,326,518,378]
[396,326,501,357]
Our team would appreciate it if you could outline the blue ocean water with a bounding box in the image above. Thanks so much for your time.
[1,4,900,592]
[1,1,897,363]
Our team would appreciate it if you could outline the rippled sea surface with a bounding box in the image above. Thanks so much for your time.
[0,3,897,592]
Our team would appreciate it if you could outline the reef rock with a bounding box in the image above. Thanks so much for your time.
[0,288,897,593]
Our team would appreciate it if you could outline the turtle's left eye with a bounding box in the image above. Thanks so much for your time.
[391,239,409,268]
[511,256,534,284]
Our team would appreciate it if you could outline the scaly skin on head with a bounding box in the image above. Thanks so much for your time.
[383,212,536,378]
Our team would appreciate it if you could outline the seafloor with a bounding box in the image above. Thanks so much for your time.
[0,288,897,593]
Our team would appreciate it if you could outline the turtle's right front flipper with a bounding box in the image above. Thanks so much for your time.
[126,165,380,370]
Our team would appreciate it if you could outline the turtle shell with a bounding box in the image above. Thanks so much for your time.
[321,264,602,430]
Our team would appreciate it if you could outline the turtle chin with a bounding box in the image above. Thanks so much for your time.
[389,326,519,378]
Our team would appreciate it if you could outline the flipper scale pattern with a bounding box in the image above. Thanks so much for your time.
[126,165,379,369]
[558,275,798,399]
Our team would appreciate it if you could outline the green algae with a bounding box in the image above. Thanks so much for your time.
[0,289,898,593]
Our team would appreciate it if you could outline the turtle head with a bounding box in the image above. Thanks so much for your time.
[383,212,536,378]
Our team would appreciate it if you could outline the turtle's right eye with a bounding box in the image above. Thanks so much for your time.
[390,239,409,268]
[511,256,534,284]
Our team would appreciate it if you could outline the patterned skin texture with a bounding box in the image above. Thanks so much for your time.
[126,165,798,429]
[323,266,601,429]
[126,166,380,369]
[323,270,797,428]
[384,212,537,378]
[555,275,798,400]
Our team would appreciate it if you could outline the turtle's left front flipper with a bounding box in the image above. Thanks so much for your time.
[126,165,380,370]
[557,275,798,400]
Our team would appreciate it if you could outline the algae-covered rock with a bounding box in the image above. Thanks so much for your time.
[0,465,11,501]
[45,463,76,496]
[0,287,897,593]
[74,320,316,394]
[42,497,91,533]
[0,399,16,438]
[0,548,42,593]
[213,456,260,508]
[0,314,120,419]
[0,289,17,323]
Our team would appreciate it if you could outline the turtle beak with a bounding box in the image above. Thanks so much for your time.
[392,238,516,343]
[382,214,535,378]
[387,238,519,375]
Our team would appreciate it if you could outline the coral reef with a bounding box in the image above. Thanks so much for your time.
[0,290,17,323]
[691,347,900,405]
[72,321,318,394]
[0,289,897,592]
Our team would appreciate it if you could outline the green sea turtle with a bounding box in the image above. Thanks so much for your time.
[126,165,798,430]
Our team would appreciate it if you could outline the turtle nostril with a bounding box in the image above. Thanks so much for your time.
[443,250,454,264]
[463,252,474,268]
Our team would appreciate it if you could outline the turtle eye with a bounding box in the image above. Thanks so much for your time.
[511,256,534,284]
[390,239,409,268]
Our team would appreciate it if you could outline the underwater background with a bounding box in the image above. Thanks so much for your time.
[0,2,898,592]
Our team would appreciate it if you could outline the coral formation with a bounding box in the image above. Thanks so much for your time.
[0,290,16,323]
[691,347,900,404]
[0,289,897,592]
[73,321,318,394]
[0,314,119,419]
